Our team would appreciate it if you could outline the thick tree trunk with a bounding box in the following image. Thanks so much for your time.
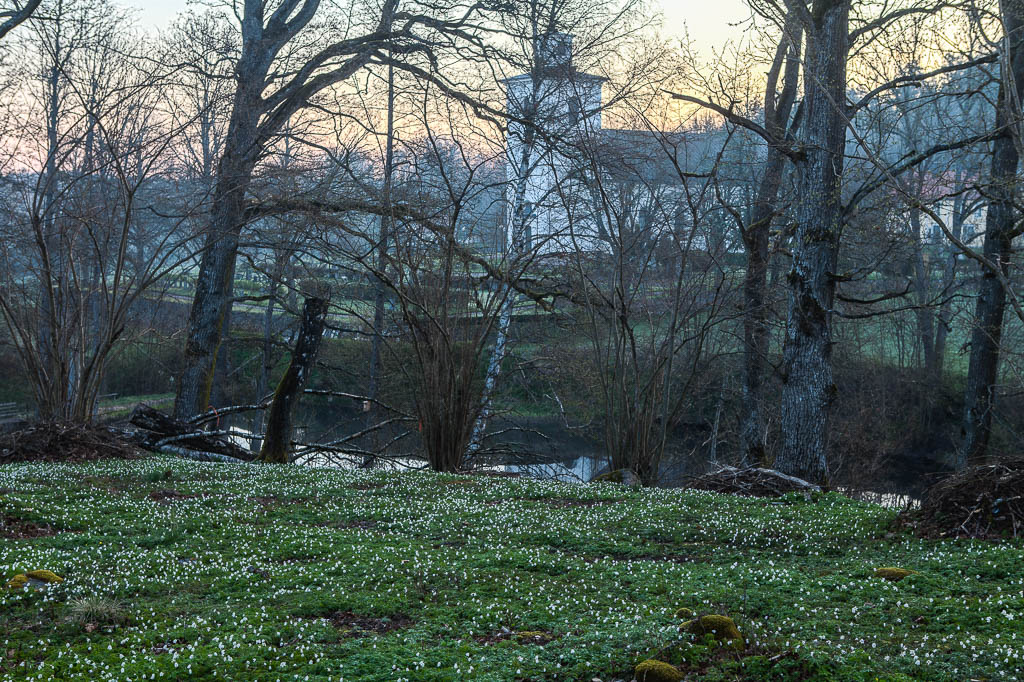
[210,280,234,409]
[776,0,849,485]
[259,296,329,463]
[173,86,261,420]
[959,9,1024,468]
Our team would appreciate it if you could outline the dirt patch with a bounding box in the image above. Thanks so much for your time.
[544,497,622,508]
[0,514,59,539]
[149,489,199,502]
[327,611,413,637]
[474,629,557,646]
[0,423,140,465]
[684,466,820,498]
[349,481,387,491]
[901,458,1024,539]
[332,519,379,530]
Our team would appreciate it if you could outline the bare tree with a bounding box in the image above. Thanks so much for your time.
[561,122,736,484]
[0,0,197,420]
[0,0,39,41]
[960,0,1024,466]
[172,0,499,420]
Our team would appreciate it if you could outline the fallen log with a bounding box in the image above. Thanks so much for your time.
[129,404,253,461]
[684,465,821,498]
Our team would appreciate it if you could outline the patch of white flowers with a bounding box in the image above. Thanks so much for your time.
[0,458,1021,681]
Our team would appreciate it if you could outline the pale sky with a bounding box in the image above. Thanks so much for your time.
[126,0,750,57]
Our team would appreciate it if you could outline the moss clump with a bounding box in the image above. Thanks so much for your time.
[635,659,684,682]
[674,607,694,620]
[515,631,554,644]
[875,567,916,582]
[5,574,28,589]
[590,469,640,486]
[25,569,63,583]
[591,470,625,483]
[682,614,745,650]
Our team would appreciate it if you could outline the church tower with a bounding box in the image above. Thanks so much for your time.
[503,33,605,253]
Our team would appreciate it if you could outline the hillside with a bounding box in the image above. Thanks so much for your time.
[2,458,1022,681]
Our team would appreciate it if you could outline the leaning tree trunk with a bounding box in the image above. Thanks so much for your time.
[173,86,262,420]
[960,7,1024,468]
[259,296,329,464]
[776,0,849,486]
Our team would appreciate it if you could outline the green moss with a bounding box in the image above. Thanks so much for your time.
[590,469,640,485]
[25,569,63,583]
[682,614,744,650]
[5,573,28,589]
[875,566,917,582]
[591,470,624,483]
[635,658,684,682]
[674,607,694,620]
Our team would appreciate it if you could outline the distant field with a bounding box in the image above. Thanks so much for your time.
[2,458,1021,681]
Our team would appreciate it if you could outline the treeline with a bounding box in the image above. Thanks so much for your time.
[0,0,1022,487]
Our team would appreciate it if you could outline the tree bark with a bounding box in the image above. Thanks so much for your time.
[776,0,849,485]
[174,76,262,419]
[210,279,234,410]
[740,17,801,466]
[959,6,1024,467]
[171,0,398,420]
[259,296,329,463]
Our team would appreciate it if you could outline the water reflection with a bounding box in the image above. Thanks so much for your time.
[241,428,921,508]
[292,449,605,483]
[499,455,603,482]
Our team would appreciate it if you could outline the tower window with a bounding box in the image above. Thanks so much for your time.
[568,98,580,125]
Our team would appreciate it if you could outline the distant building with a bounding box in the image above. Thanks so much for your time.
[502,33,734,257]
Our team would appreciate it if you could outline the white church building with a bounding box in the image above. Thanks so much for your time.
[501,33,732,258]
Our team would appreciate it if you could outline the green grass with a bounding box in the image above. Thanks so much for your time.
[1,458,1022,681]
